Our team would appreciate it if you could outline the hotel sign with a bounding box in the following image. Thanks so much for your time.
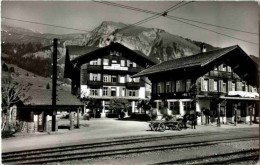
[104,64,128,71]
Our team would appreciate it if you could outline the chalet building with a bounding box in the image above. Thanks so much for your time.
[133,45,259,125]
[64,43,157,117]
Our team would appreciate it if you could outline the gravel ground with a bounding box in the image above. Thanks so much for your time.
[55,139,259,164]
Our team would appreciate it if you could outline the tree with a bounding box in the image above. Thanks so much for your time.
[1,79,32,135]
[85,98,103,118]
[2,63,9,72]
[109,98,130,119]
[137,99,152,114]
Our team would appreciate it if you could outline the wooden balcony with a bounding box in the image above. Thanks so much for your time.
[209,71,232,79]
[126,82,141,89]
[128,67,142,73]
[87,65,103,71]
[87,80,103,87]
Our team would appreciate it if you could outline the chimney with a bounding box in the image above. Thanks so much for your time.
[201,43,206,53]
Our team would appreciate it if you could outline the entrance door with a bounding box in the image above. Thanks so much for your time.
[226,102,233,118]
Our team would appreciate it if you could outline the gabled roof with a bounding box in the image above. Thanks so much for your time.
[70,43,158,66]
[249,55,259,66]
[67,45,100,56]
[133,45,239,77]
[24,89,83,106]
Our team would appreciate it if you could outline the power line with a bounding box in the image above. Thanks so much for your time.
[118,1,186,33]
[2,17,93,33]
[95,1,259,36]
[167,17,259,45]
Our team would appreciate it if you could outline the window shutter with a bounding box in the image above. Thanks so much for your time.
[161,82,165,93]
[218,64,223,71]
[171,81,175,92]
[201,77,204,91]
[90,61,93,65]
[97,58,101,65]
[127,60,130,67]
[227,66,231,72]
[228,81,232,92]
[89,73,93,81]
[125,89,129,97]
[209,79,214,91]
[121,60,125,66]
[249,85,252,92]
[119,87,122,97]
[133,62,136,67]
[108,87,111,96]
[245,84,248,92]
[135,90,139,97]
[219,80,223,92]
[236,82,242,91]
[97,89,100,96]
[126,75,130,82]
[98,74,101,81]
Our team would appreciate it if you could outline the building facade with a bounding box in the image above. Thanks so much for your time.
[133,45,259,125]
[64,43,157,117]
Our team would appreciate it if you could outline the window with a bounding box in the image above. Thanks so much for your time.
[232,82,236,91]
[166,82,171,93]
[103,75,109,82]
[186,79,191,92]
[213,80,218,91]
[129,77,133,82]
[169,102,180,115]
[157,83,161,93]
[92,74,98,81]
[103,87,108,96]
[222,64,227,72]
[90,60,98,65]
[90,89,98,96]
[128,61,133,67]
[112,76,117,83]
[133,78,140,83]
[183,101,194,111]
[128,90,136,97]
[112,60,117,64]
[158,102,162,112]
[111,87,117,96]
[223,81,227,93]
[103,59,109,66]
[203,79,209,91]
[214,67,218,71]
[119,76,125,83]
[120,60,125,67]
[176,80,184,92]
[242,83,246,91]
[122,88,125,97]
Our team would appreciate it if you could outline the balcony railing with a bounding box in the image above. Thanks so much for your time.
[209,71,232,79]
[87,80,103,87]
[128,67,142,73]
[126,82,141,89]
[87,65,103,71]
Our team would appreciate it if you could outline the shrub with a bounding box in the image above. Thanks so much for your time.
[9,66,15,73]
[2,63,8,72]
[46,83,50,89]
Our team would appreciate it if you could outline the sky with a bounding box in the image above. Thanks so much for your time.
[1,1,259,56]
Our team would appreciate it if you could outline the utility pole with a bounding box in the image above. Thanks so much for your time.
[52,38,58,132]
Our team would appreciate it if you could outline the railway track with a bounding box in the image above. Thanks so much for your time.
[154,149,259,165]
[2,136,258,164]
[2,128,252,158]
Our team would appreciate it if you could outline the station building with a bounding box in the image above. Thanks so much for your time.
[133,45,259,125]
[64,43,157,117]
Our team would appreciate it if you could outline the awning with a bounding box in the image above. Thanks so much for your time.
[220,96,259,101]
[228,91,259,98]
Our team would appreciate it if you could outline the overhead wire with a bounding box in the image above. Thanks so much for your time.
[94,1,259,45]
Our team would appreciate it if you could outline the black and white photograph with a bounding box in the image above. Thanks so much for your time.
[1,1,259,164]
